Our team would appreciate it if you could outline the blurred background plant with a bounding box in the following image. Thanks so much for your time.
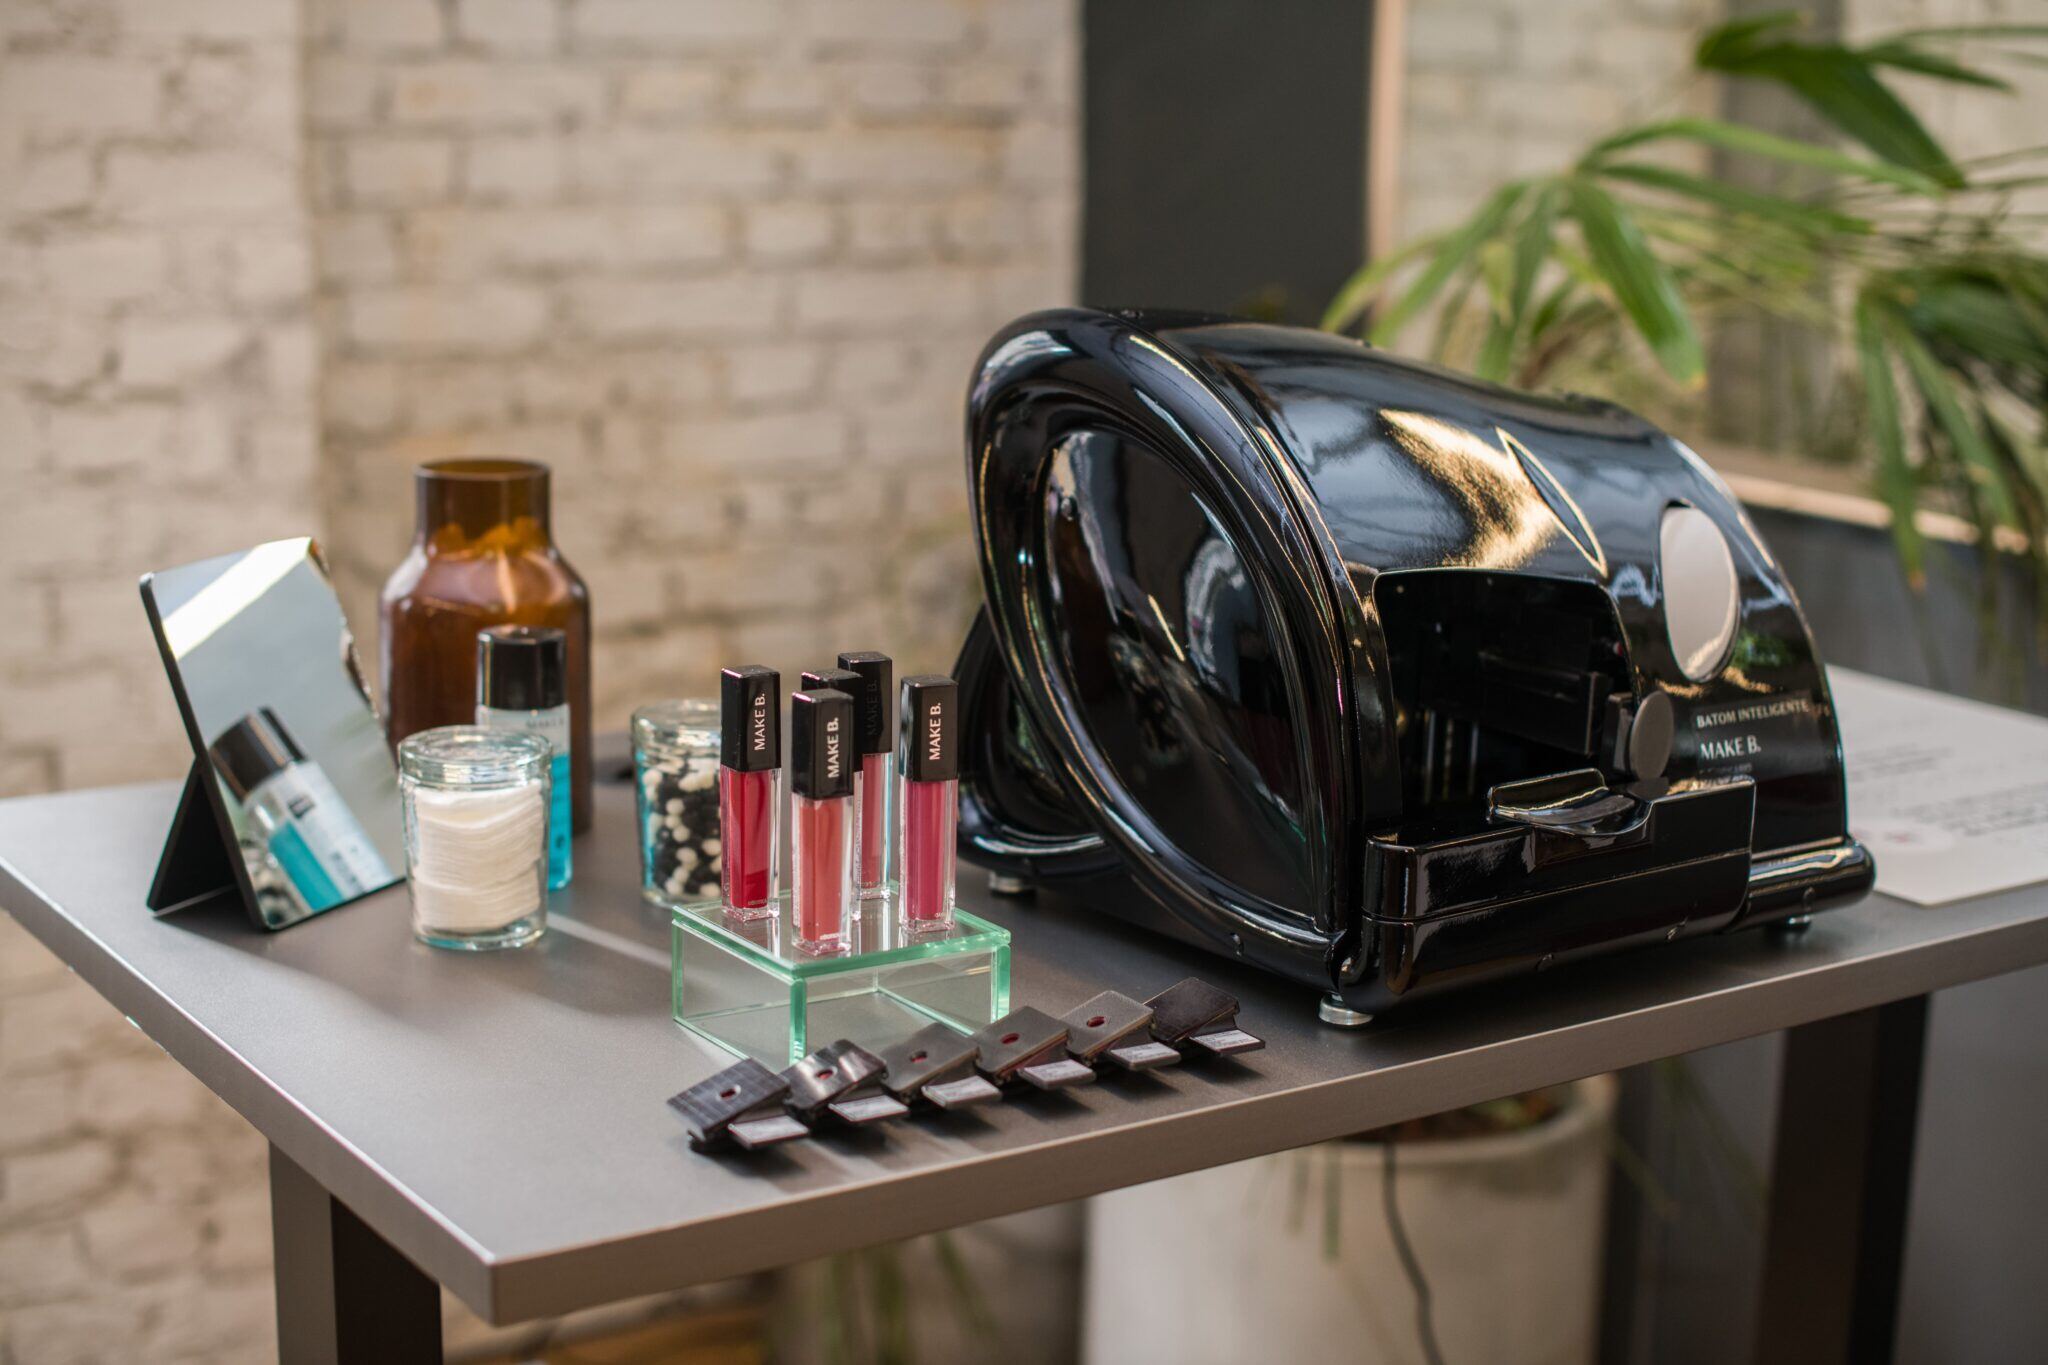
[797,1236,993,1365]
[1326,12,2048,653]
[772,1209,1081,1365]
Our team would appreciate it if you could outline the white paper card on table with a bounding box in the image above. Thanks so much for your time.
[1832,668,2048,906]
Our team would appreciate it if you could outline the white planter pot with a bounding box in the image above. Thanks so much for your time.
[772,1203,1085,1365]
[1083,1074,1617,1365]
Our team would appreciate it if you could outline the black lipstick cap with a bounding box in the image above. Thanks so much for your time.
[476,625,566,713]
[801,667,862,707]
[897,675,958,782]
[720,665,780,772]
[837,652,893,755]
[791,689,855,800]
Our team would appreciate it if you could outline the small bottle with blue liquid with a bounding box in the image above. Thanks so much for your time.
[474,625,573,891]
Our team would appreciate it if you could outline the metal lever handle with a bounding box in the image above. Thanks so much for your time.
[1488,768,1654,852]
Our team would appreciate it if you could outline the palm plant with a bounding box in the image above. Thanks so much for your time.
[1326,12,2048,644]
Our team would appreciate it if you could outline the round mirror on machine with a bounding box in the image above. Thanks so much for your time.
[1659,504,1740,682]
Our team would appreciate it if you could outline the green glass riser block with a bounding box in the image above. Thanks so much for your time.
[671,892,1010,1066]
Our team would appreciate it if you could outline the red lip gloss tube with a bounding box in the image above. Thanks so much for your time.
[790,688,857,954]
[718,665,781,921]
[897,674,958,933]
[837,651,894,898]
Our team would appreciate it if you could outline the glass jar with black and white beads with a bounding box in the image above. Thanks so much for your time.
[632,700,723,910]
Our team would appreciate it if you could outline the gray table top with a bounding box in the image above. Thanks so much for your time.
[5,677,2048,1326]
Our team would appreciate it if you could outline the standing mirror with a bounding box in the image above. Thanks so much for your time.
[140,538,403,929]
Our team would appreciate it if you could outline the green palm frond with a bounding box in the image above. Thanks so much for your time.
[1329,14,2048,645]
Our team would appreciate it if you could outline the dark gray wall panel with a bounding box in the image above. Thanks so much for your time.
[1083,1,1370,324]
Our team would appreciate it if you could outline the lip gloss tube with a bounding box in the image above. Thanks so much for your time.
[800,665,865,902]
[837,652,894,898]
[790,688,857,954]
[718,665,781,921]
[897,675,958,933]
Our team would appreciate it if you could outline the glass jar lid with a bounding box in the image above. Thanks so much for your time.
[400,725,549,788]
[632,699,719,750]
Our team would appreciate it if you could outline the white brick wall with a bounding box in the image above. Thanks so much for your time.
[1,0,319,1351]
[1396,0,2044,257]
[309,0,1080,711]
[1398,0,1724,241]
[1396,0,2043,450]
[1,0,1079,1359]
[1,0,321,795]
[1846,0,2048,235]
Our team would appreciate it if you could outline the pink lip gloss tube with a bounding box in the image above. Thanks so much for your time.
[837,651,894,898]
[801,663,872,906]
[896,674,958,933]
[718,665,781,921]
[790,688,856,954]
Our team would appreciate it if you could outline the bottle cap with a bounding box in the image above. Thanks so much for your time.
[897,675,958,783]
[476,625,567,713]
[801,667,862,703]
[720,666,781,771]
[790,690,856,801]
[836,651,893,755]
[209,708,305,801]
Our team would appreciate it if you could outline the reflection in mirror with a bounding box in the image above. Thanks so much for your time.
[142,538,403,929]
[1036,431,1314,918]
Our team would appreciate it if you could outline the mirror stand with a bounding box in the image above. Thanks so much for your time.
[139,537,406,932]
[147,760,241,915]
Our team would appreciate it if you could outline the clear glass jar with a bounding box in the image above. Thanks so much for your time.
[633,700,723,910]
[399,726,550,951]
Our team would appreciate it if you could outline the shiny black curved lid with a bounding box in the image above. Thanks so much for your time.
[963,308,1849,961]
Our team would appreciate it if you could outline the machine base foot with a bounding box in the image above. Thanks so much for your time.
[1318,995,1374,1028]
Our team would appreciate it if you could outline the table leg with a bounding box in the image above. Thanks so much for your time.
[270,1144,444,1365]
[1753,995,1928,1365]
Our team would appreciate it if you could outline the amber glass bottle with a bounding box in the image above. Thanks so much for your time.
[380,459,593,833]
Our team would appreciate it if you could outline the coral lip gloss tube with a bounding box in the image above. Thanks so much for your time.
[718,665,781,921]
[897,674,959,933]
[790,688,857,954]
[800,664,867,902]
[837,651,894,898]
